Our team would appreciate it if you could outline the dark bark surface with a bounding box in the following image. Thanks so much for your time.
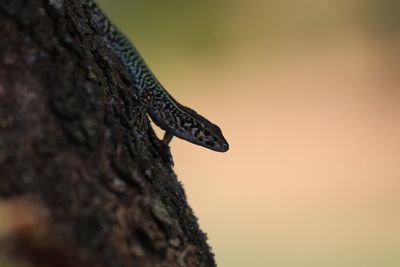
[0,0,215,266]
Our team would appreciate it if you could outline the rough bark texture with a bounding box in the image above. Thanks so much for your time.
[0,0,216,266]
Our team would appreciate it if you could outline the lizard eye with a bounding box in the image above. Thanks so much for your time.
[205,140,215,147]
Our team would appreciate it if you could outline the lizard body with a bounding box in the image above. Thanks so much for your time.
[87,0,229,152]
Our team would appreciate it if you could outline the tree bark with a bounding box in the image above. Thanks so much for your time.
[0,0,216,266]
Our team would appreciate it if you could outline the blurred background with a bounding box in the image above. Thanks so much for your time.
[97,1,400,266]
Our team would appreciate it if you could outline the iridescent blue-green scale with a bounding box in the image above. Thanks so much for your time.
[88,0,158,96]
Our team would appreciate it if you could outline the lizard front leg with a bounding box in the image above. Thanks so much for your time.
[163,131,174,145]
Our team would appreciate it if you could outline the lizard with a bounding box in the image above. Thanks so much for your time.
[86,0,229,152]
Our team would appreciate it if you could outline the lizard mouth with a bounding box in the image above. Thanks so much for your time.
[212,141,229,152]
[220,142,229,152]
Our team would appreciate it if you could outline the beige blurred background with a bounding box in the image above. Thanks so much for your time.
[98,1,400,266]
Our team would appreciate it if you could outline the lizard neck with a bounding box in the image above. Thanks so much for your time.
[148,88,212,146]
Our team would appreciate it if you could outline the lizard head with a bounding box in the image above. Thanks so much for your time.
[150,98,229,152]
[180,107,229,152]
[197,123,229,152]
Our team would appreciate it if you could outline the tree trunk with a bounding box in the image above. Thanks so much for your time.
[0,0,216,266]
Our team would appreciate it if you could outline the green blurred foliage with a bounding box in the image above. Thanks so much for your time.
[97,0,228,61]
[97,0,400,64]
[362,0,400,35]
